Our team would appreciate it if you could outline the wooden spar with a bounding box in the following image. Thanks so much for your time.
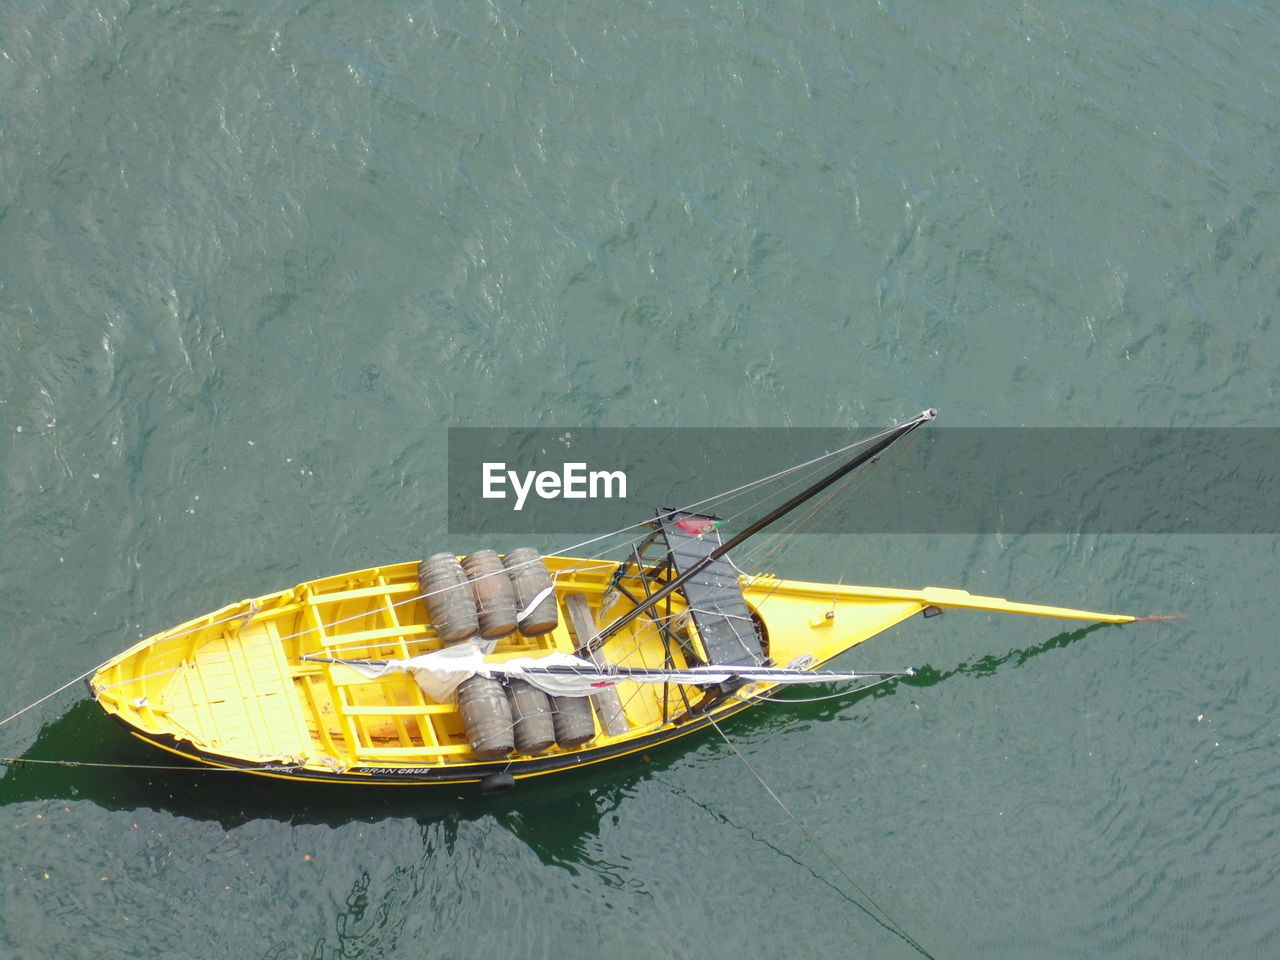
[299,653,914,686]
[585,408,938,650]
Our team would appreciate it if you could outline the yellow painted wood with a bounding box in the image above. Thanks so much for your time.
[88,554,1132,781]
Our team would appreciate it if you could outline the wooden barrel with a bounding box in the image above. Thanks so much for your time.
[550,695,596,748]
[462,550,518,638]
[419,553,479,643]
[507,679,556,755]
[503,547,559,636]
[457,675,513,760]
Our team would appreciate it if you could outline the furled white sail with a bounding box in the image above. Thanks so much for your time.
[307,646,908,702]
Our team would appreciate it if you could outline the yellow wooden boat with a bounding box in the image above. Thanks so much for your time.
[88,411,1133,792]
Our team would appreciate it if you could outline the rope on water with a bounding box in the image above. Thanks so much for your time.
[707,716,939,960]
[0,756,266,773]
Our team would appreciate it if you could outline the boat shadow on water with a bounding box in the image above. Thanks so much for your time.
[0,621,1114,836]
[0,698,648,837]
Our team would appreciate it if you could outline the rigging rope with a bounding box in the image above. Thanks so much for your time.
[0,424,908,728]
[81,447,870,697]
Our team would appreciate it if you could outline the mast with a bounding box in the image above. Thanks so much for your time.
[587,408,938,648]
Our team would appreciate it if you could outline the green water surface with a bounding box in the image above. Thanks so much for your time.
[2,3,1278,958]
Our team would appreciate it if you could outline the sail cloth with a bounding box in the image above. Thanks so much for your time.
[329,640,621,701]
[317,642,900,703]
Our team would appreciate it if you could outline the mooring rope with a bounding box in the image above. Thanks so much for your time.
[707,716,939,960]
[0,756,272,773]
[0,671,105,729]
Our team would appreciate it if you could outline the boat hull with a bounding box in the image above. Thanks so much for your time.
[88,554,1130,788]
[109,695,761,786]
